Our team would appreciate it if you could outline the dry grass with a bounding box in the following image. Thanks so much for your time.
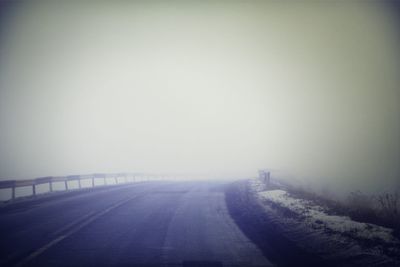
[281,183,400,238]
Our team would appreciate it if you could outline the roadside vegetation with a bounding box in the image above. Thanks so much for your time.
[282,184,400,239]
[346,191,399,238]
[254,179,400,264]
[228,179,400,266]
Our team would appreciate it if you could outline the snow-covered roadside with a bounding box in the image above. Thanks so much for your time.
[259,189,396,243]
[251,179,400,265]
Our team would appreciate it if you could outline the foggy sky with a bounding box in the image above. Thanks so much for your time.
[0,1,399,196]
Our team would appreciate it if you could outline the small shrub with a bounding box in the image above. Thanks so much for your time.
[376,192,399,218]
[376,192,400,231]
[346,191,400,235]
[346,191,377,222]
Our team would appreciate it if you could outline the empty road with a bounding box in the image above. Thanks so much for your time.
[0,181,273,267]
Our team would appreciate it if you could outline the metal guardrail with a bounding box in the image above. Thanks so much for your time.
[0,172,164,200]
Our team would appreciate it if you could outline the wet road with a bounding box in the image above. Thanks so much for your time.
[0,181,273,267]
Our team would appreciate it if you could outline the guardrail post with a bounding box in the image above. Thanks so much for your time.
[92,176,95,187]
[49,181,53,192]
[32,184,36,196]
[78,179,82,189]
[65,180,68,190]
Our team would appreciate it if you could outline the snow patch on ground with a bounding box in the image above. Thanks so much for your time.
[251,179,267,192]
[258,189,397,244]
[249,179,400,265]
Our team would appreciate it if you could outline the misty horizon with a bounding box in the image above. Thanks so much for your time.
[0,1,399,198]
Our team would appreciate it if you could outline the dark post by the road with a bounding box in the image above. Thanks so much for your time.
[265,172,270,187]
[259,170,271,189]
[11,186,15,200]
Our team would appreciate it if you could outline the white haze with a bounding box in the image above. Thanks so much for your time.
[0,1,399,197]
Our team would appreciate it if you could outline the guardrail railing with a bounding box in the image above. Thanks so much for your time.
[0,172,166,201]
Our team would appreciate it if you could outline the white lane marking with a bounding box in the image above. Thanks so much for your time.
[51,211,96,237]
[15,235,67,267]
[14,194,144,267]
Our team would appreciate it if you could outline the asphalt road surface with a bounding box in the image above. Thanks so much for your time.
[0,181,273,267]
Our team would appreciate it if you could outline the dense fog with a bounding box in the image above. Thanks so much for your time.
[0,1,399,197]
